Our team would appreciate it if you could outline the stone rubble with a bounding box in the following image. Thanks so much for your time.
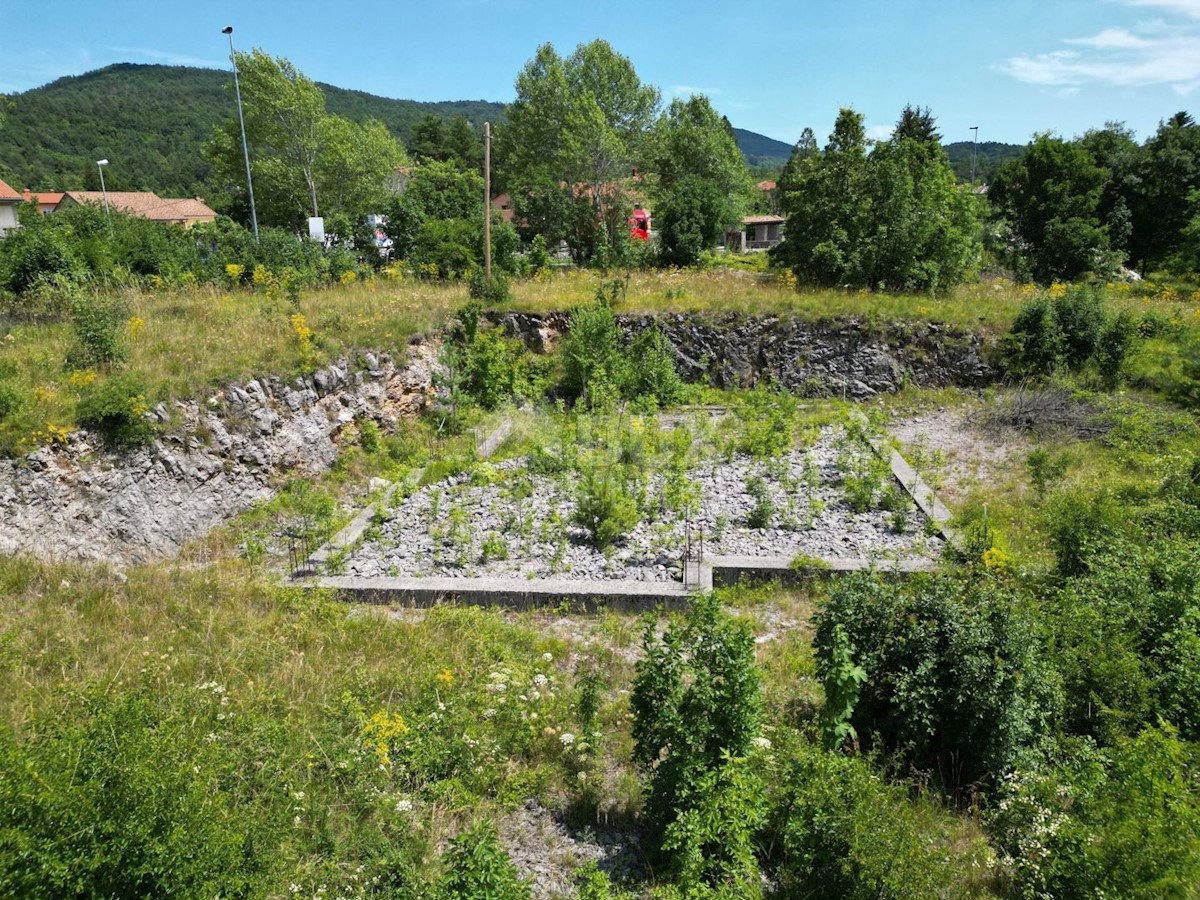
[344,427,944,582]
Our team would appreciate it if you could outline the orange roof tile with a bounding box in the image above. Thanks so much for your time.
[743,214,785,225]
[0,178,22,201]
[756,180,777,191]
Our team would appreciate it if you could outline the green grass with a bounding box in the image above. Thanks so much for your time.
[4,269,1197,456]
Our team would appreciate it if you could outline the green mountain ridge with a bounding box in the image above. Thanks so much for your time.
[0,63,798,198]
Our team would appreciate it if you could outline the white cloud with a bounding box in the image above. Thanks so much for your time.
[1064,27,1151,48]
[998,21,1200,92]
[867,124,894,141]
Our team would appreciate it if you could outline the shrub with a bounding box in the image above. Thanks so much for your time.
[625,324,684,408]
[1054,284,1106,369]
[463,328,527,411]
[768,740,976,899]
[528,233,551,274]
[66,292,128,371]
[1005,294,1062,377]
[745,474,775,529]
[815,573,1059,794]
[76,373,156,447]
[561,295,628,407]
[0,686,275,900]
[735,385,796,459]
[467,267,511,304]
[631,594,763,865]
[1094,309,1136,390]
[437,821,529,900]
[989,726,1200,899]
[572,466,639,547]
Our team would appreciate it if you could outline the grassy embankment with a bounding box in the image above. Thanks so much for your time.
[2,268,1197,456]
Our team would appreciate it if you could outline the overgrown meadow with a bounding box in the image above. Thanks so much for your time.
[2,264,1200,896]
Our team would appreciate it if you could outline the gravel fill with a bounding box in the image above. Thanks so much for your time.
[343,427,944,582]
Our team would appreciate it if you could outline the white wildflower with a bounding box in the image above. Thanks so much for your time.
[559,732,576,747]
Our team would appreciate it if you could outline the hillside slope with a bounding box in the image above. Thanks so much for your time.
[0,64,503,196]
[0,64,796,198]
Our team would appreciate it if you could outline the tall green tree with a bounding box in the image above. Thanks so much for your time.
[653,95,753,265]
[990,133,1114,283]
[206,49,406,228]
[498,40,659,261]
[1127,112,1200,273]
[772,108,873,285]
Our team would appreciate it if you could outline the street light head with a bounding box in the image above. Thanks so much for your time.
[222,26,233,34]
[96,159,109,166]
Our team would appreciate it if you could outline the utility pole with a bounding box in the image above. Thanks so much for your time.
[969,125,979,187]
[484,121,492,286]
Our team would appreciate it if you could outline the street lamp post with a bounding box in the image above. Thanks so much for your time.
[96,158,111,232]
[222,25,259,242]
[969,126,979,187]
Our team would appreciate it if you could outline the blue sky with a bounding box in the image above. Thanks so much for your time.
[5,0,1200,147]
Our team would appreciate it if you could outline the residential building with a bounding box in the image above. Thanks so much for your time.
[726,214,785,252]
[55,191,217,227]
[0,179,22,236]
[21,189,64,215]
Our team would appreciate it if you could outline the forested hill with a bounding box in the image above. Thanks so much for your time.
[944,140,1024,184]
[0,64,504,197]
[733,127,793,169]
[0,63,797,198]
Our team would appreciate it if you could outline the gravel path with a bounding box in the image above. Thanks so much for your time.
[343,428,943,582]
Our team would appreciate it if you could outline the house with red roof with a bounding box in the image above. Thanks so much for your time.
[55,191,217,227]
[0,179,23,236]
[22,189,65,215]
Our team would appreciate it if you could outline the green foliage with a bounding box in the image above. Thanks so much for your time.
[1026,446,1069,500]
[745,474,775,529]
[499,40,660,263]
[527,233,551,274]
[989,133,1116,283]
[561,295,629,406]
[437,821,530,900]
[467,268,512,304]
[0,63,494,203]
[462,327,526,411]
[768,739,976,899]
[815,573,1060,794]
[819,624,867,751]
[989,726,1200,899]
[0,685,274,899]
[659,752,764,897]
[773,106,978,292]
[1004,285,1135,383]
[733,385,796,459]
[653,95,752,266]
[631,595,763,867]
[626,324,684,408]
[67,291,128,370]
[205,49,406,227]
[572,465,640,547]
[75,372,156,447]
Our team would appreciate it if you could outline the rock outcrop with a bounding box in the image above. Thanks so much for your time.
[0,343,437,564]
[492,310,997,397]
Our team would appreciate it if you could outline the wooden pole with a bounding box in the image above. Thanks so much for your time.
[484,122,492,286]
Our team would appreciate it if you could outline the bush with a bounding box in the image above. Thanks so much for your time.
[0,686,275,899]
[437,821,529,900]
[989,727,1200,899]
[467,267,512,304]
[572,465,639,547]
[625,324,684,408]
[768,740,977,899]
[561,295,628,407]
[631,594,763,867]
[66,292,129,371]
[1005,294,1063,377]
[734,385,796,459]
[815,573,1059,794]
[463,328,527,411]
[76,373,156,447]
